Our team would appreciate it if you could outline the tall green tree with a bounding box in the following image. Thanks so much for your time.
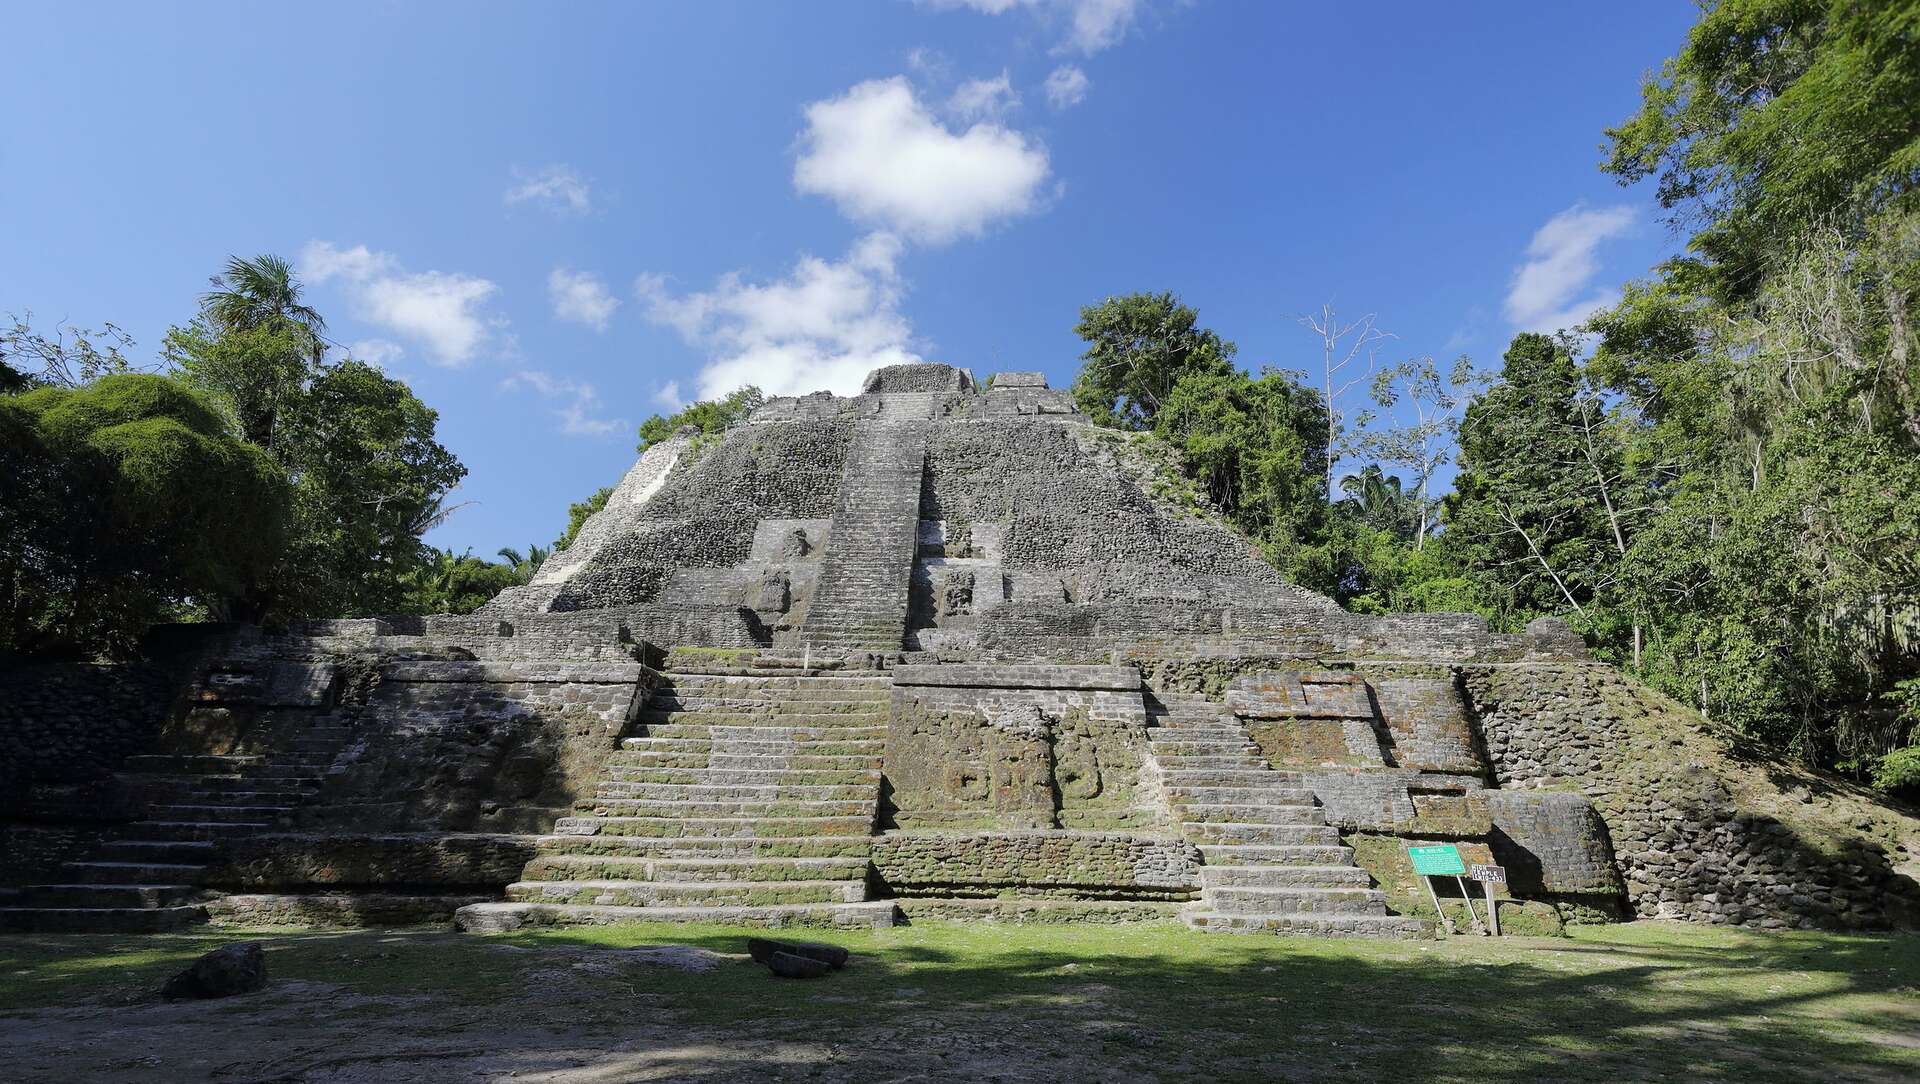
[1561,0,1920,774]
[1439,333,1649,661]
[0,374,287,658]
[167,256,467,619]
[1070,292,1236,430]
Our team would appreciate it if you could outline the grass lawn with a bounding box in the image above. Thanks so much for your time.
[1,919,1916,1082]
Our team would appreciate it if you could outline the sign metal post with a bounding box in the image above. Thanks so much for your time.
[1469,863,1507,936]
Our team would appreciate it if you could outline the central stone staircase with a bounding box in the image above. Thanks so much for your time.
[1147,691,1428,939]
[798,396,936,654]
[0,720,355,932]
[459,656,897,930]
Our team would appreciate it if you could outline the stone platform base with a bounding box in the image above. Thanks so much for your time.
[453,899,899,933]
[205,893,495,928]
[894,898,1183,924]
[0,904,207,933]
[1183,910,1433,939]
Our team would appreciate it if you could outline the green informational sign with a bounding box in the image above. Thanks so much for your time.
[1408,844,1466,876]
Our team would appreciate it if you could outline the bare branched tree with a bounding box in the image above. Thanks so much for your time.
[1299,304,1393,498]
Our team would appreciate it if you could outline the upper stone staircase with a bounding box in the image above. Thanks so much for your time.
[798,396,936,654]
[1147,691,1428,939]
[459,654,897,930]
[0,719,355,932]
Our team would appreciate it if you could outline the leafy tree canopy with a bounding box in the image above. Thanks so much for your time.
[1,374,287,658]
[1070,292,1236,430]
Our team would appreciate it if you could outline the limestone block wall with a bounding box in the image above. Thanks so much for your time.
[871,830,1199,900]
[547,420,854,612]
[204,832,536,893]
[1464,663,1920,929]
[296,660,652,835]
[0,642,221,886]
[883,664,1161,831]
[0,662,176,788]
[1483,791,1624,897]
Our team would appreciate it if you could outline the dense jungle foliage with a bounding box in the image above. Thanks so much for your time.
[1065,0,1920,793]
[0,256,553,653]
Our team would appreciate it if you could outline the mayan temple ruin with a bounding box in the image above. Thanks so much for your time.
[3,362,1917,937]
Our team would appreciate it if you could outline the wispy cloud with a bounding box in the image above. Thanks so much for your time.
[501,369,625,437]
[1505,204,1636,333]
[1043,65,1090,109]
[794,76,1050,244]
[548,267,619,331]
[504,164,593,216]
[348,338,404,367]
[922,0,1141,56]
[947,71,1019,121]
[300,241,503,367]
[637,232,923,401]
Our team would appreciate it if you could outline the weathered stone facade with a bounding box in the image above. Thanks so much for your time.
[5,364,1916,937]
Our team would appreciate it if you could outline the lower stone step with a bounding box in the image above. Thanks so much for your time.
[1166,786,1317,805]
[1199,844,1356,866]
[0,904,208,933]
[61,861,208,885]
[1206,886,1389,916]
[1181,822,1341,846]
[147,804,293,824]
[454,899,898,932]
[534,834,872,860]
[1182,910,1431,940]
[1171,804,1322,825]
[19,883,200,908]
[130,821,272,841]
[1199,865,1374,889]
[1153,754,1271,769]
[553,815,875,839]
[605,767,879,787]
[1162,768,1305,786]
[573,798,876,819]
[505,878,866,907]
[123,754,266,774]
[97,840,218,863]
[593,782,875,802]
[523,855,870,883]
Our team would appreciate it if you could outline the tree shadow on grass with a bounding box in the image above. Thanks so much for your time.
[2,923,1916,1083]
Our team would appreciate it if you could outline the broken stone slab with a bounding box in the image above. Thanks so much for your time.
[766,951,833,979]
[746,936,849,970]
[160,942,267,1000]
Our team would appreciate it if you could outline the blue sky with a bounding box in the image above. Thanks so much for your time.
[1,1,1696,556]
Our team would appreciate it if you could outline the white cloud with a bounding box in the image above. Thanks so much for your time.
[548,267,619,331]
[1504,204,1637,333]
[1059,0,1138,54]
[1043,65,1090,109]
[504,164,592,215]
[652,381,684,411]
[637,232,924,400]
[922,0,1140,55]
[502,369,625,437]
[300,241,503,367]
[947,71,1019,121]
[348,338,404,367]
[794,77,1050,244]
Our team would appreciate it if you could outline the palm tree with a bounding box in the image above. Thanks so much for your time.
[201,254,327,360]
[497,544,551,585]
[1341,465,1420,540]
